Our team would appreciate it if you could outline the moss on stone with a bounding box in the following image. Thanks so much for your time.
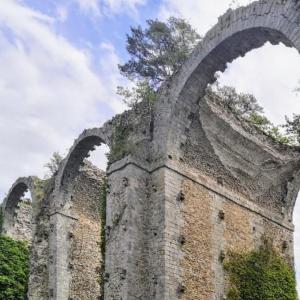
[99,176,108,299]
[107,122,133,163]
[224,240,297,300]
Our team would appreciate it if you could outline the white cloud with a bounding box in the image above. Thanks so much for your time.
[159,0,252,36]
[0,0,126,199]
[56,5,69,22]
[105,0,146,14]
[74,0,101,16]
[73,0,146,17]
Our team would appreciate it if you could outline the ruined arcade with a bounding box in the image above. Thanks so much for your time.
[2,0,300,299]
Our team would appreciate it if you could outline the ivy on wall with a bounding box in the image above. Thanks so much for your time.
[107,122,133,163]
[0,235,29,300]
[99,176,108,299]
[224,241,297,300]
[0,208,3,234]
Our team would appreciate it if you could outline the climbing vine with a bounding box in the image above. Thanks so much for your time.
[224,241,297,300]
[0,236,29,300]
[0,208,3,234]
[99,176,108,299]
[107,121,133,163]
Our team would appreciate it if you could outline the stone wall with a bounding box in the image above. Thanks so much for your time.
[5,199,33,242]
[179,179,294,300]
[68,162,105,300]
[28,178,54,300]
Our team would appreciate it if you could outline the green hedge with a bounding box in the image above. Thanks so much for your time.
[0,236,29,300]
[225,242,297,300]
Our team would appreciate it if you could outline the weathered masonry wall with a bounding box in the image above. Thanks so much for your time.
[164,97,298,299]
[179,177,294,300]
[48,161,106,300]
[69,163,104,300]
[4,199,33,242]
[104,161,151,299]
[28,178,53,300]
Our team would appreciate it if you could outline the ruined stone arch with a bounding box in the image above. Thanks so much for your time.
[157,0,300,153]
[54,127,110,205]
[1,176,38,241]
[153,0,300,216]
[49,126,111,300]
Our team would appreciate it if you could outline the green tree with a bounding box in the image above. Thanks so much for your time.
[44,152,63,178]
[117,81,157,108]
[118,17,201,106]
[0,236,29,300]
[119,17,201,88]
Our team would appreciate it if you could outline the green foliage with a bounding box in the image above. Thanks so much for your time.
[119,17,201,89]
[106,122,133,163]
[44,152,63,178]
[118,17,200,107]
[0,208,3,234]
[264,126,294,145]
[209,84,264,118]
[208,85,296,146]
[224,242,297,300]
[117,81,157,108]
[98,176,108,300]
[33,178,47,203]
[284,114,300,144]
[0,236,29,300]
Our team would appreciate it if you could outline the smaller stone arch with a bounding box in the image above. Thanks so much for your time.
[53,127,110,209]
[49,126,111,300]
[1,176,39,241]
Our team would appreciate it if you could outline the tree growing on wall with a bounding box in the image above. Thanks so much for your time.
[44,152,63,178]
[119,17,201,89]
[119,17,300,146]
[117,17,201,107]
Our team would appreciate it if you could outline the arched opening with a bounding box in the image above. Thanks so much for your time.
[214,41,300,295]
[2,178,36,242]
[52,129,109,300]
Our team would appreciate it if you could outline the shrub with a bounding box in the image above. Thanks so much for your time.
[224,242,297,300]
[0,236,29,300]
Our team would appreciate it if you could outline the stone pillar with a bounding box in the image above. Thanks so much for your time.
[48,210,76,300]
[104,158,150,299]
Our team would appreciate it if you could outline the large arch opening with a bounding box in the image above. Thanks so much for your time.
[53,128,109,300]
[213,40,300,295]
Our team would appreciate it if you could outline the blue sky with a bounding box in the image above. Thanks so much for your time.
[0,0,299,294]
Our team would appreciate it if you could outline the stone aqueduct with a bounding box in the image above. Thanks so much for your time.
[2,0,300,299]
